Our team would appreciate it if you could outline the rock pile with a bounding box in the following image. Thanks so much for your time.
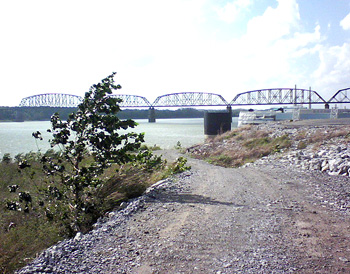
[252,122,350,177]
[277,144,350,176]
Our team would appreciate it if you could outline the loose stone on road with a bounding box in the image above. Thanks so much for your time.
[132,152,350,273]
[18,149,350,273]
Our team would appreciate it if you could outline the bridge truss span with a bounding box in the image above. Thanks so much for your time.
[109,94,151,107]
[230,88,326,106]
[152,92,228,107]
[19,93,83,107]
[327,88,350,104]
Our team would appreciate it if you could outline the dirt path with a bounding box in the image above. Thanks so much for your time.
[128,150,350,273]
[17,149,350,274]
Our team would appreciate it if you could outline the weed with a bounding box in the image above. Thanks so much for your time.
[1,153,12,164]
[174,157,191,173]
[140,144,161,151]
[0,150,188,272]
[297,141,307,150]
[174,141,182,150]
[209,155,233,167]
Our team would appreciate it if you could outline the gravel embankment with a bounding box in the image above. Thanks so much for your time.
[17,119,350,274]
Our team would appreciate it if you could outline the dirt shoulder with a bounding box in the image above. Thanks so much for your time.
[128,150,350,273]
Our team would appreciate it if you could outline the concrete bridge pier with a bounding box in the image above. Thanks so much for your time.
[204,111,232,136]
[226,105,232,122]
[148,107,156,123]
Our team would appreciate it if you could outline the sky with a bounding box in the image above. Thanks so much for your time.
[0,0,349,106]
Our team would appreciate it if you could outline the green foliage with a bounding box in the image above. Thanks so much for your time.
[297,141,307,149]
[0,156,65,273]
[170,157,191,174]
[2,153,12,164]
[0,73,194,271]
[208,155,234,166]
[174,141,182,150]
[0,148,171,272]
[140,144,161,151]
[22,73,145,234]
[243,137,270,148]
[0,216,63,273]
[151,144,162,151]
[243,134,291,152]
[135,148,164,172]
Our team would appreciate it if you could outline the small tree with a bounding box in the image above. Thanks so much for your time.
[33,72,145,234]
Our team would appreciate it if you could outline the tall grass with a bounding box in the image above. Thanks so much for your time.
[194,126,291,167]
[0,151,189,273]
[190,124,350,168]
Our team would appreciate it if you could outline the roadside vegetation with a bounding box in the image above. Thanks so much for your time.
[294,127,350,150]
[188,123,350,168]
[0,150,189,273]
[188,125,291,167]
[0,73,190,273]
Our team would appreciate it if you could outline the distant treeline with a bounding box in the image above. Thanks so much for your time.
[0,107,241,122]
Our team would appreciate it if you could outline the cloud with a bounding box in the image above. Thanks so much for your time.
[0,0,349,106]
[0,0,208,104]
[312,43,350,98]
[216,0,252,23]
[340,12,350,30]
[136,0,329,101]
[215,0,317,89]
[245,0,300,43]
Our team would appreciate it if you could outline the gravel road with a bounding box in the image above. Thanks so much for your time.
[18,146,350,273]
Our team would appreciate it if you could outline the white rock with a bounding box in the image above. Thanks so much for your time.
[318,150,328,157]
[74,232,82,241]
[321,164,330,172]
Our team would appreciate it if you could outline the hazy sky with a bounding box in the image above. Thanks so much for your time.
[1,0,349,106]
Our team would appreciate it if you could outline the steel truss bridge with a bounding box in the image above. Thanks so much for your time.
[19,87,350,108]
[230,88,326,106]
[19,93,83,108]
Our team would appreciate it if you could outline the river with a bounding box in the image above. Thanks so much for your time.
[0,118,239,158]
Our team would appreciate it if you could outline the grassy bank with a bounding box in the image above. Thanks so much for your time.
[188,125,291,167]
[187,123,350,168]
[0,149,189,273]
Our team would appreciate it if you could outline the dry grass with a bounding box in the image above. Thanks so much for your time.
[298,127,350,148]
[189,124,350,168]
[0,151,184,273]
[191,126,291,168]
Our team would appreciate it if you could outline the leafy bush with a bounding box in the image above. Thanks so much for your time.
[1,153,12,164]
[7,73,146,235]
[170,157,191,174]
[1,73,193,272]
[174,141,182,150]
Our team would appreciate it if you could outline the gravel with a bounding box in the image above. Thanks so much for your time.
[16,120,350,274]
